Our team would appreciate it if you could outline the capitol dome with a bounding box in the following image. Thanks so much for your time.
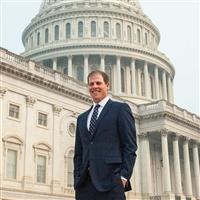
[21,0,175,104]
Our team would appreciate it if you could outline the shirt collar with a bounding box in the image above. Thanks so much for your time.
[93,96,109,108]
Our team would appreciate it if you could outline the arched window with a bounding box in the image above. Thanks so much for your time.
[145,32,148,45]
[127,25,131,42]
[66,23,71,39]
[141,72,145,96]
[54,25,59,41]
[78,21,83,37]
[37,32,40,46]
[45,28,49,43]
[67,150,74,187]
[121,68,125,93]
[104,22,109,38]
[116,23,121,39]
[91,21,96,37]
[137,29,141,43]
[77,66,84,81]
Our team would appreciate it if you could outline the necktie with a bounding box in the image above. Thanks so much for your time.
[89,104,100,135]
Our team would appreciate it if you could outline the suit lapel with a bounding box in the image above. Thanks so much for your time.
[82,106,93,138]
[92,99,112,137]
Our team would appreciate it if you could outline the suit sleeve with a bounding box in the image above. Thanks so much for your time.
[118,103,137,180]
[73,116,82,180]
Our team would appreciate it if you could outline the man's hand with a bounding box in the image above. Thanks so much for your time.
[121,179,127,188]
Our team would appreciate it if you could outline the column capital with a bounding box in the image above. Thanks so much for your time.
[53,105,62,116]
[26,96,37,107]
[84,54,89,58]
[100,54,105,59]
[138,132,150,138]
[0,87,8,97]
[182,136,191,144]
[160,128,169,136]
[171,133,181,141]
[68,55,72,59]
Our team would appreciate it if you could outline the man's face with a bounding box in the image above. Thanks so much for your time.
[88,73,109,103]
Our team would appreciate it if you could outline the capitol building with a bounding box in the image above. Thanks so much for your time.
[0,0,200,200]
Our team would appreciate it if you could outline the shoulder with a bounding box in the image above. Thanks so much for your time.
[111,100,130,110]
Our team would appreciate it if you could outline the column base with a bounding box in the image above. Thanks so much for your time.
[22,176,33,190]
[51,180,61,194]
[161,193,175,200]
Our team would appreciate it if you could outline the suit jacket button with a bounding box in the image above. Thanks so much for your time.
[91,142,93,144]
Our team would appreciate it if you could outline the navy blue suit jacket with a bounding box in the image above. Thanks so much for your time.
[74,99,137,192]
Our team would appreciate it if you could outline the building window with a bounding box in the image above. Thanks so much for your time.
[37,155,46,183]
[43,59,53,69]
[127,25,131,42]
[38,112,47,127]
[77,66,84,81]
[37,32,40,46]
[67,150,74,187]
[45,28,49,43]
[66,23,71,39]
[145,32,148,45]
[104,22,109,38]
[91,21,96,37]
[6,149,17,179]
[137,29,141,43]
[9,103,20,119]
[54,25,59,41]
[63,67,68,75]
[78,21,83,37]
[116,23,121,39]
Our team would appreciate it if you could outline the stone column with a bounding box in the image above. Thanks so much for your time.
[126,66,131,95]
[84,55,89,83]
[51,105,62,193]
[53,58,57,70]
[192,142,200,198]
[172,134,182,195]
[161,129,171,193]
[140,132,152,195]
[171,79,174,103]
[167,74,173,103]
[131,58,136,95]
[183,137,192,196]
[137,69,141,96]
[162,70,167,100]
[144,62,150,98]
[154,65,160,99]
[68,55,72,77]
[116,56,121,94]
[0,87,7,182]
[100,55,105,72]
[23,96,37,190]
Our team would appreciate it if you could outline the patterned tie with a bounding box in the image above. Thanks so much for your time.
[89,104,100,135]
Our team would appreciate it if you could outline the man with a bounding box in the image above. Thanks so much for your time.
[74,70,137,200]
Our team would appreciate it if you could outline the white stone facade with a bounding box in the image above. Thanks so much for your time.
[0,0,200,200]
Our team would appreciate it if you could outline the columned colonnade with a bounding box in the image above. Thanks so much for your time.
[138,130,200,199]
[46,54,174,102]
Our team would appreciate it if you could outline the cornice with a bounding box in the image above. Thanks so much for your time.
[0,61,92,105]
[140,111,200,132]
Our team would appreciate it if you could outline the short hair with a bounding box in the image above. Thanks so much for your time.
[87,70,109,84]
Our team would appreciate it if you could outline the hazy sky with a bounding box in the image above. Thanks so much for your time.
[1,0,199,115]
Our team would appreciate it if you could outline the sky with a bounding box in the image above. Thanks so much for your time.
[0,0,199,115]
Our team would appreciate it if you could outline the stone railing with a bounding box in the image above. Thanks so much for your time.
[0,47,88,94]
[139,100,200,125]
[150,196,161,200]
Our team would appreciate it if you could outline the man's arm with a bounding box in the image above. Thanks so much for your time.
[73,117,82,181]
[118,103,137,180]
